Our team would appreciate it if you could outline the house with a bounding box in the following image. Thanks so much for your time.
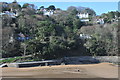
[79,34,92,39]
[96,18,104,24]
[77,13,90,22]
[0,11,18,18]
[37,8,54,16]
[44,10,54,16]
[77,13,89,18]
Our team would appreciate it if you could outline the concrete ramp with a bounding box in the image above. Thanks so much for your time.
[3,60,61,68]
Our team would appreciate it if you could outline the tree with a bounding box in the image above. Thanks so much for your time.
[108,11,115,19]
[37,11,44,15]
[77,6,87,13]
[8,2,21,11]
[82,8,96,16]
[73,18,83,30]
[84,35,107,56]
[22,3,29,8]
[67,6,76,12]
[22,4,36,15]
[115,11,120,17]
[56,8,61,10]
[39,6,44,9]
[2,2,10,11]
[22,3,35,10]
[48,5,56,10]
[81,23,118,56]
[70,8,78,15]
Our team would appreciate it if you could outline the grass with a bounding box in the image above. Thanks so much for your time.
[0,56,24,63]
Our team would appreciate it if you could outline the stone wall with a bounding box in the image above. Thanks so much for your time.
[93,56,119,63]
[62,56,119,64]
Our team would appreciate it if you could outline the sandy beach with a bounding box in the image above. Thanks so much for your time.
[1,63,119,79]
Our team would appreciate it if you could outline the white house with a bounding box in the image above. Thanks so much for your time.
[77,13,89,19]
[95,18,104,24]
[44,10,54,16]
[80,34,92,39]
[38,8,54,16]
[77,13,90,22]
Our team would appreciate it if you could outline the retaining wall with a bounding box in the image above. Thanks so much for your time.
[63,56,119,64]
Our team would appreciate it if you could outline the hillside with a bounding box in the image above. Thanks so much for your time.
[0,1,119,62]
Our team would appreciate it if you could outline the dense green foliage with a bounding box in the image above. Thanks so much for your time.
[67,6,96,16]
[24,11,86,59]
[1,2,119,61]
[80,23,118,56]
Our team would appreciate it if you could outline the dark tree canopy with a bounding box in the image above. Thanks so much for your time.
[48,5,56,10]
[82,8,96,16]
[39,6,44,9]
[67,6,77,12]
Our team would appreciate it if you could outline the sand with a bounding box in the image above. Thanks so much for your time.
[1,63,119,78]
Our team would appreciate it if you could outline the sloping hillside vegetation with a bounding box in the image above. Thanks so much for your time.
[0,2,119,62]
